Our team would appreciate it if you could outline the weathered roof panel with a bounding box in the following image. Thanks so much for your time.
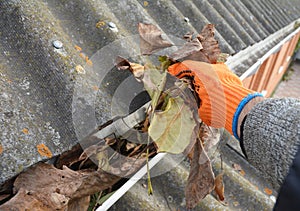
[1,0,300,209]
[230,0,269,38]
[192,0,248,51]
[221,1,261,42]
[240,0,276,34]
[207,0,256,46]
[170,0,235,54]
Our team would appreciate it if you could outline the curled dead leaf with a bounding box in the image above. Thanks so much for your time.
[170,38,203,61]
[106,154,147,177]
[115,56,131,70]
[138,23,173,55]
[55,144,83,169]
[115,56,145,81]
[0,163,120,210]
[185,139,215,209]
[169,24,221,64]
[215,173,225,201]
[196,24,221,64]
[200,125,220,152]
[67,196,90,211]
[0,188,54,211]
[181,51,210,63]
[183,32,194,41]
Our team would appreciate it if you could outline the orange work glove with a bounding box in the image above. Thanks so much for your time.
[168,60,263,139]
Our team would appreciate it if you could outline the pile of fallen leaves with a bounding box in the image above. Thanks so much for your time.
[0,23,228,210]
[117,23,227,209]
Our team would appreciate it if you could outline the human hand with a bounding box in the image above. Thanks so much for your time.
[168,60,263,139]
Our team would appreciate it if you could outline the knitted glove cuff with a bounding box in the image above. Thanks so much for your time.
[232,92,264,139]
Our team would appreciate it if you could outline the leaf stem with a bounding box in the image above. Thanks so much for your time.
[146,146,153,195]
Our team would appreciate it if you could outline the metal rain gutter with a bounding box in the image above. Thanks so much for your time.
[97,153,167,211]
[238,22,300,81]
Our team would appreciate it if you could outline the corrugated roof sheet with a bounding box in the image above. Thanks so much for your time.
[110,136,277,211]
[1,0,300,209]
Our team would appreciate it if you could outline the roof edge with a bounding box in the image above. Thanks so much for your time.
[226,18,300,77]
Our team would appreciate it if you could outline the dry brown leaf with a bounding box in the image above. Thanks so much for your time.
[141,115,150,133]
[0,163,120,210]
[0,188,53,211]
[214,173,225,201]
[200,126,221,156]
[115,56,131,70]
[183,32,194,41]
[187,123,220,160]
[105,137,117,146]
[108,155,147,177]
[185,139,215,209]
[184,130,197,161]
[126,142,136,151]
[67,196,90,211]
[196,24,221,64]
[128,144,144,157]
[170,38,203,61]
[138,23,173,55]
[170,24,221,64]
[182,51,211,63]
[78,144,105,169]
[115,56,145,81]
[55,144,83,168]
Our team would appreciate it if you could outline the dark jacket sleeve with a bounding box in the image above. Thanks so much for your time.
[241,98,300,209]
[274,146,300,210]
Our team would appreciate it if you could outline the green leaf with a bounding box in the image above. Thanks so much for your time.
[148,97,197,154]
[158,55,173,71]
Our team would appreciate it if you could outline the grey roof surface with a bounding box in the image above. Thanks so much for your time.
[110,139,276,211]
[1,0,300,209]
